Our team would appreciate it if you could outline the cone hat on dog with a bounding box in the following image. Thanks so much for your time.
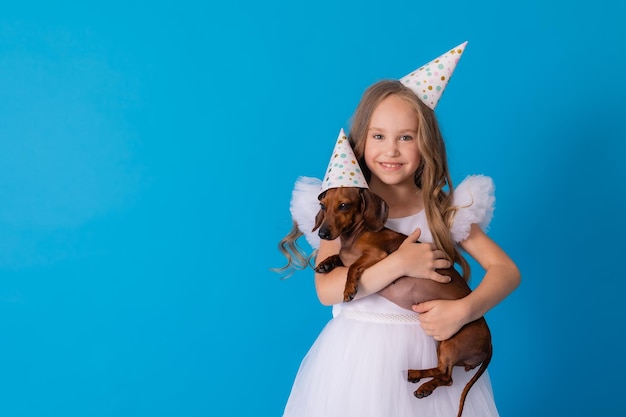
[400,41,468,110]
[319,128,368,196]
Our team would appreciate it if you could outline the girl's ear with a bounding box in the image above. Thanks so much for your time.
[360,189,388,232]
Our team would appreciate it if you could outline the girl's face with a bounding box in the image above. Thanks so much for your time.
[364,94,421,188]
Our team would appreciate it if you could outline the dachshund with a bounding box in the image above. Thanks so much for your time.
[312,186,492,417]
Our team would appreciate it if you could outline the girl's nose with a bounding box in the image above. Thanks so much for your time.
[383,140,400,156]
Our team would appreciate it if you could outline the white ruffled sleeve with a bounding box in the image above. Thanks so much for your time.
[289,176,322,249]
[450,175,495,243]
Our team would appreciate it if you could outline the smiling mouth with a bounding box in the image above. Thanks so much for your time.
[379,162,403,169]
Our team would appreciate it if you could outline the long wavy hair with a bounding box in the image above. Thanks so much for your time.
[275,80,470,281]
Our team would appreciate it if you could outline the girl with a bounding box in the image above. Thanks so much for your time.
[277,44,520,417]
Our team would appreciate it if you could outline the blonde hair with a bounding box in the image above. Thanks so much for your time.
[275,79,470,281]
[349,79,470,280]
[273,222,315,278]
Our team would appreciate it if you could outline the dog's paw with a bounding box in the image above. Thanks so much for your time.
[343,286,357,302]
[414,387,433,399]
[314,255,343,274]
[314,262,334,273]
[407,370,421,383]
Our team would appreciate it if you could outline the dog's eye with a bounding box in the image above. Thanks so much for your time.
[319,203,326,211]
[338,203,352,211]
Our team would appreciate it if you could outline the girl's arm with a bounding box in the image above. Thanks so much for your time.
[458,224,521,320]
[413,223,521,340]
[315,228,452,306]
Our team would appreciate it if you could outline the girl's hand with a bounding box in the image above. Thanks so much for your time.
[395,228,452,283]
[412,299,468,341]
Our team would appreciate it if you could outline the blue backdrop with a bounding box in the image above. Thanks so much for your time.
[1,1,625,416]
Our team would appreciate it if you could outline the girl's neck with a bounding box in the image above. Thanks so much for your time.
[370,179,423,218]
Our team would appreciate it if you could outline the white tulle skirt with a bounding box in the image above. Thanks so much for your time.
[282,295,499,417]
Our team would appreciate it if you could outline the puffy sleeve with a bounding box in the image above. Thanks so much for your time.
[450,175,495,243]
[290,176,322,249]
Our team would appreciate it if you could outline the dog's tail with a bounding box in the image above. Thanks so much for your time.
[456,342,492,417]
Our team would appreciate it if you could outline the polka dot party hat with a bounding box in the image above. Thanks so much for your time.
[400,41,468,110]
[320,128,368,195]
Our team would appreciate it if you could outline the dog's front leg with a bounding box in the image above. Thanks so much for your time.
[344,251,387,302]
[314,255,344,273]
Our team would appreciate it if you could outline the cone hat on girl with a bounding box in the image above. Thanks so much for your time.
[319,128,368,196]
[400,41,468,110]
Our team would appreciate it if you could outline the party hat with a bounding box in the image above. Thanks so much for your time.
[320,128,368,195]
[400,41,468,110]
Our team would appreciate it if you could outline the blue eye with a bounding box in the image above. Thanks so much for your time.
[400,135,413,141]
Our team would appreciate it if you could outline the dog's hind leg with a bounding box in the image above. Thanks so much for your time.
[415,374,453,398]
[408,341,456,398]
[408,365,453,398]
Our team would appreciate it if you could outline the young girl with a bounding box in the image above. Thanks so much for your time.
[277,43,520,417]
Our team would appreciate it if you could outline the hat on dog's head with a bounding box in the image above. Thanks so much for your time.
[400,41,467,110]
[319,128,368,196]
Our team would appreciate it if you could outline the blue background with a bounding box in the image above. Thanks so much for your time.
[1,1,625,416]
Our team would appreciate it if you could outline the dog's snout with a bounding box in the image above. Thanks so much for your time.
[318,227,332,240]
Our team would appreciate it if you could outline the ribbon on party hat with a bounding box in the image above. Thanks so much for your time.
[319,128,368,196]
[400,41,468,110]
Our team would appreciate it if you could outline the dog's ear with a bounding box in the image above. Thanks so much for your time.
[360,189,388,232]
[312,207,323,232]
[312,191,326,232]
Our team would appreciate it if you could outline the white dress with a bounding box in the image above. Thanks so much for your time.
[283,175,499,417]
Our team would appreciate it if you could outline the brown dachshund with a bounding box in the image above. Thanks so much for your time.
[313,186,492,417]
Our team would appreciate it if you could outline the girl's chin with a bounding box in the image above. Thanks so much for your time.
[373,169,405,179]
[372,174,413,186]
